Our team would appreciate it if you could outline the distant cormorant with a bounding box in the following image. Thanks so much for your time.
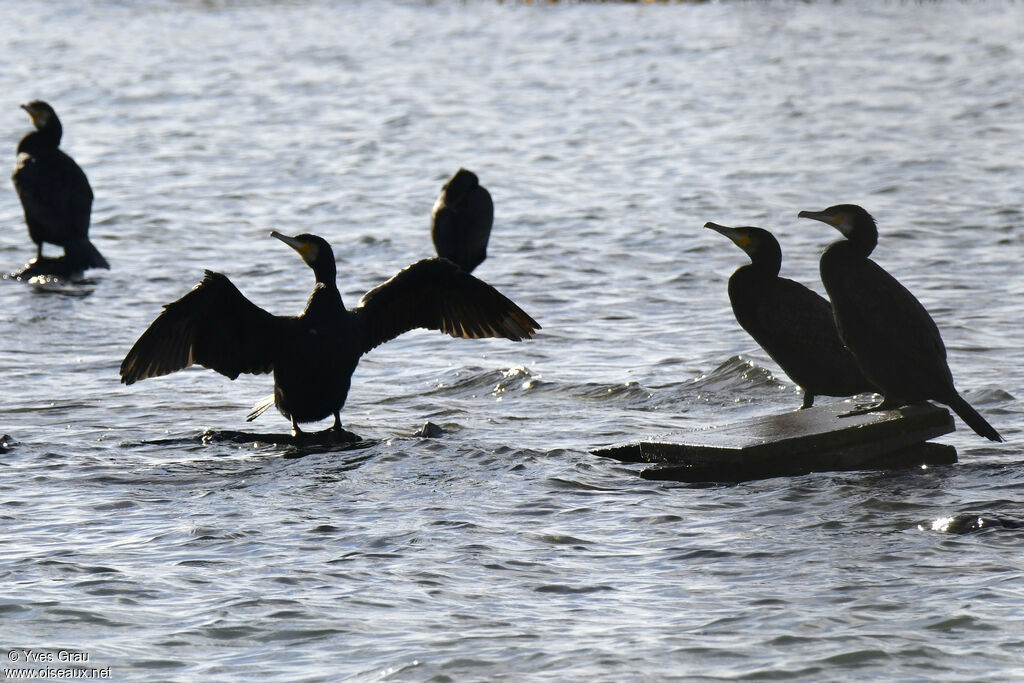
[705,222,875,408]
[12,101,109,273]
[120,232,539,436]
[799,204,1002,442]
[431,168,493,273]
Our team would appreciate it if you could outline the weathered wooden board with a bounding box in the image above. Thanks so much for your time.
[591,401,957,483]
[200,427,363,446]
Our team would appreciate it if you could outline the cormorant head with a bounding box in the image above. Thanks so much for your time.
[705,222,782,273]
[441,168,479,207]
[271,232,337,283]
[21,100,58,130]
[798,204,877,241]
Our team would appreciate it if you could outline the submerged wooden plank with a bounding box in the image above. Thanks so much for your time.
[640,442,958,483]
[591,401,957,482]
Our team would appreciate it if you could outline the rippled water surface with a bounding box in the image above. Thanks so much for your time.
[2,1,1023,680]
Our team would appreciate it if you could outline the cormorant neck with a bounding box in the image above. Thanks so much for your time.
[310,259,337,289]
[305,281,345,317]
[17,123,62,155]
[845,227,877,257]
[747,240,782,278]
[840,211,880,256]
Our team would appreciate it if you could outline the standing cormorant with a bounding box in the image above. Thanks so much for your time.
[12,101,109,273]
[120,232,539,436]
[431,168,492,273]
[705,222,875,408]
[799,204,1002,442]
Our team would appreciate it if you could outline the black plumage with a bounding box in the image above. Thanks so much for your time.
[799,204,1002,442]
[11,100,108,272]
[120,232,539,435]
[705,222,875,408]
[430,168,493,273]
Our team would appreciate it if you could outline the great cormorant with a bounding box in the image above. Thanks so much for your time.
[12,101,109,272]
[120,232,539,436]
[799,204,1002,442]
[431,168,492,273]
[705,222,875,408]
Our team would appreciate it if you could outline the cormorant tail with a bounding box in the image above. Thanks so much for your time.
[946,392,1003,442]
[246,394,275,422]
[64,238,110,270]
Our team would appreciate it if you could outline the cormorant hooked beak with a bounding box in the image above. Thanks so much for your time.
[799,209,857,238]
[705,222,752,247]
[271,231,318,265]
[797,209,839,226]
[20,102,46,128]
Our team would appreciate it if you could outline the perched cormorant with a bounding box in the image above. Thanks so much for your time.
[431,168,493,273]
[705,222,875,408]
[799,204,1002,442]
[120,232,539,436]
[12,101,109,272]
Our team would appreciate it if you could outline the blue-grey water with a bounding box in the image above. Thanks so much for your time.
[1,2,1022,680]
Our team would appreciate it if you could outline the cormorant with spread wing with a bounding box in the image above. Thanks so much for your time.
[12,100,109,273]
[799,204,1002,442]
[431,168,493,273]
[120,232,539,435]
[705,222,875,408]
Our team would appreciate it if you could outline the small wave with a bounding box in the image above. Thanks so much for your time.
[426,365,550,397]
[0,602,30,615]
[821,649,891,666]
[965,387,1015,404]
[689,355,788,394]
[530,534,592,547]
[926,614,1000,633]
[575,380,654,403]
[421,362,781,413]
[490,366,548,396]
[666,548,736,562]
[532,583,614,595]
[196,625,263,641]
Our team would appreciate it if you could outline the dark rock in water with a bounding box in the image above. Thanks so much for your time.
[414,421,444,438]
[9,256,87,281]
[928,514,1023,534]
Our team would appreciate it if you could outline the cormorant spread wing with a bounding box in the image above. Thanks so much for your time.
[120,270,283,384]
[355,258,539,353]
